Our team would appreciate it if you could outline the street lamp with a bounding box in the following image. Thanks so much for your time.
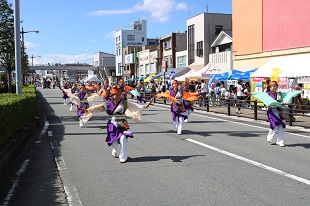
[21,26,39,49]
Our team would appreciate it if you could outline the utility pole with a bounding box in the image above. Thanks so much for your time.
[14,0,22,94]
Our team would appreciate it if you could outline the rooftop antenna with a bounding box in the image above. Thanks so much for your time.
[206,4,208,13]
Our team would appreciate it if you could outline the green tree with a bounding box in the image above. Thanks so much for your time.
[21,44,29,84]
[0,0,15,93]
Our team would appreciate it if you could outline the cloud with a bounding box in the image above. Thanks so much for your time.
[89,0,187,23]
[105,31,116,38]
[31,54,94,65]
[89,9,134,16]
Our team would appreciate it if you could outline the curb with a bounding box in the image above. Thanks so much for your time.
[0,117,40,179]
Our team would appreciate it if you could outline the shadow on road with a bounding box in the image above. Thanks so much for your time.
[127,155,204,163]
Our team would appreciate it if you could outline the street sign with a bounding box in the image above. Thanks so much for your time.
[162,59,167,72]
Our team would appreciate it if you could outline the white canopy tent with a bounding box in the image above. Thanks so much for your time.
[250,53,310,78]
[175,62,224,81]
[81,75,102,83]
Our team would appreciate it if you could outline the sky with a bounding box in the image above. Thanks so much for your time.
[8,0,231,65]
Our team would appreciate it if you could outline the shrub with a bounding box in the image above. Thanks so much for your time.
[0,86,37,148]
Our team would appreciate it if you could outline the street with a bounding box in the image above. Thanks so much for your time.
[1,88,310,206]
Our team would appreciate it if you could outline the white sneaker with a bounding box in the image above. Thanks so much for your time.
[79,118,85,127]
[184,119,188,122]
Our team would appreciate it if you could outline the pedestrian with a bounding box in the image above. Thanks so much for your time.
[236,80,244,114]
[214,82,221,106]
[266,81,286,147]
[199,79,208,107]
[188,81,195,93]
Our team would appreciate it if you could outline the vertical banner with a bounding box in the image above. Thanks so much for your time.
[270,68,281,81]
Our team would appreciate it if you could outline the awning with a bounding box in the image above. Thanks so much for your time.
[175,62,225,81]
[250,54,310,78]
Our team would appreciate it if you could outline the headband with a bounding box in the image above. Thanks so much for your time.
[269,81,278,86]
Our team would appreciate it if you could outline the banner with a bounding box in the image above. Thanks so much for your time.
[270,68,281,81]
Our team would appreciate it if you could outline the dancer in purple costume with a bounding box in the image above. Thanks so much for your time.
[266,81,286,147]
[170,80,193,135]
[77,85,90,127]
[136,81,147,104]
[62,81,69,105]
[70,83,78,111]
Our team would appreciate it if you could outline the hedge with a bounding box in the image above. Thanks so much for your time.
[0,85,37,149]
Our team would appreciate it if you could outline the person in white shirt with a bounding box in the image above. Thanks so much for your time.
[199,80,208,107]
[236,80,244,114]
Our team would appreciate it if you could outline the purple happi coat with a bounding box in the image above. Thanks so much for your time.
[267,91,286,129]
[77,92,89,117]
[136,86,146,104]
[170,89,193,122]
[63,85,69,99]
[105,100,133,146]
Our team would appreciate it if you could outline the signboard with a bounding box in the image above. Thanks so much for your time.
[270,68,281,81]
[125,54,134,64]
[162,58,167,72]
[252,77,267,82]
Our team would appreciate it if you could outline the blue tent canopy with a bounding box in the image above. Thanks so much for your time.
[208,68,258,88]
[230,68,258,80]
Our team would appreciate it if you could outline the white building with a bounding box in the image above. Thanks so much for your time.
[93,52,116,78]
[176,50,188,68]
[187,13,232,70]
[209,30,233,72]
[137,49,158,76]
[115,20,147,77]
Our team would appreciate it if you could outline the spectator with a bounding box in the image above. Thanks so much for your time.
[188,81,195,93]
[236,80,244,114]
[214,82,221,106]
[199,80,208,107]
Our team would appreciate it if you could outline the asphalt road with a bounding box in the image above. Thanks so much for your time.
[1,88,310,206]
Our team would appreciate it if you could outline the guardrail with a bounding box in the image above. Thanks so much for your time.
[141,93,310,128]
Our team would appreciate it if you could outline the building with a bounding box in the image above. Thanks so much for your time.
[209,30,233,72]
[232,0,310,71]
[115,20,147,77]
[93,52,116,80]
[159,32,187,69]
[187,12,232,70]
[137,47,158,77]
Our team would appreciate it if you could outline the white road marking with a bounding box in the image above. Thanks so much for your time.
[151,105,310,139]
[1,160,30,206]
[47,130,53,137]
[186,138,310,186]
[49,141,59,150]
[64,186,83,206]
[41,121,49,134]
[55,157,67,170]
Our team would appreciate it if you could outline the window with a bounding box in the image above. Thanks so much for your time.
[164,40,172,50]
[127,35,135,41]
[177,56,186,68]
[196,41,203,57]
[215,25,223,35]
[188,24,195,64]
[142,37,144,42]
